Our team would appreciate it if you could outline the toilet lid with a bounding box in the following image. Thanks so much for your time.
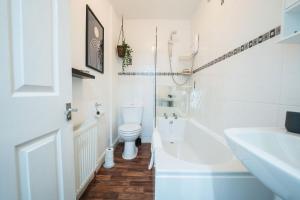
[119,123,141,133]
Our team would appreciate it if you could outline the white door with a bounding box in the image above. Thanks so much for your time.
[0,0,75,199]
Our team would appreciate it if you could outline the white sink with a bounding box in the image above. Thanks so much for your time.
[225,128,300,200]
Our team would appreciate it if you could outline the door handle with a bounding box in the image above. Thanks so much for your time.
[65,103,78,121]
[65,108,78,115]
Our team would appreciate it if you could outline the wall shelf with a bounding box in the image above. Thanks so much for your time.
[72,68,95,79]
[286,0,300,12]
[280,0,300,43]
[279,31,300,43]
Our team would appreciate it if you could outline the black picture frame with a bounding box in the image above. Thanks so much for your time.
[86,5,104,74]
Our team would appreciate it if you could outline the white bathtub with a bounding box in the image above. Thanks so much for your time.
[153,117,274,200]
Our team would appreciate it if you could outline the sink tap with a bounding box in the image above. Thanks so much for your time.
[163,113,168,119]
[172,113,178,119]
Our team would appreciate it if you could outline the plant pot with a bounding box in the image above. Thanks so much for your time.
[117,45,126,58]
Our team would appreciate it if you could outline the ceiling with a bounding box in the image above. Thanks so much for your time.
[110,0,200,19]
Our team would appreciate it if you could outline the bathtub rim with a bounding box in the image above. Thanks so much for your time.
[153,118,248,175]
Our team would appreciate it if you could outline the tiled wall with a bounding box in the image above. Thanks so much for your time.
[115,0,300,139]
[193,26,281,73]
[116,19,192,142]
[118,72,188,76]
[118,25,282,75]
[191,0,300,136]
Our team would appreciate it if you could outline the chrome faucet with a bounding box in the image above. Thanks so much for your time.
[172,113,178,119]
[163,113,168,119]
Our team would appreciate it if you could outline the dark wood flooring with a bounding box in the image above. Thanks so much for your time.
[80,143,154,200]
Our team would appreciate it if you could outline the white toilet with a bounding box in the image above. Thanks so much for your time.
[119,105,143,160]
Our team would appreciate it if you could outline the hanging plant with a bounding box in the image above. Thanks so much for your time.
[122,41,133,71]
[117,17,134,71]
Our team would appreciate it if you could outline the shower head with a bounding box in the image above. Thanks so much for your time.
[168,31,177,58]
[169,31,177,41]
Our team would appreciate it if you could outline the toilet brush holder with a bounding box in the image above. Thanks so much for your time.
[103,147,115,169]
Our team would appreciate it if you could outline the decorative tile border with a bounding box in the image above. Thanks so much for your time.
[118,26,281,76]
[193,26,281,74]
[118,72,186,76]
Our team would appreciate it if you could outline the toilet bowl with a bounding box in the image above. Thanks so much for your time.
[118,105,143,160]
[119,123,142,160]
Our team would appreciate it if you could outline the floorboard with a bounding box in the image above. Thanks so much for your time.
[80,143,154,200]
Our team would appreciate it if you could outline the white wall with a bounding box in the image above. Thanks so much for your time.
[71,0,121,150]
[117,19,192,142]
[111,9,123,144]
[191,0,300,135]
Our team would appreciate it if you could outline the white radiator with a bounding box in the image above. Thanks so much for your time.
[74,119,104,197]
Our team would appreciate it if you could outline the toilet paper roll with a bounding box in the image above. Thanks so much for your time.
[105,148,114,159]
[104,147,115,169]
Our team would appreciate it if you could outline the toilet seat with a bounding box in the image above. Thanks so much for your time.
[119,130,140,136]
[119,123,142,133]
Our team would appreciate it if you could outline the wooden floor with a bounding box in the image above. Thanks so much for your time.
[80,143,154,200]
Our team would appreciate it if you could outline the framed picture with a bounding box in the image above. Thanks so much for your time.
[86,5,104,73]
